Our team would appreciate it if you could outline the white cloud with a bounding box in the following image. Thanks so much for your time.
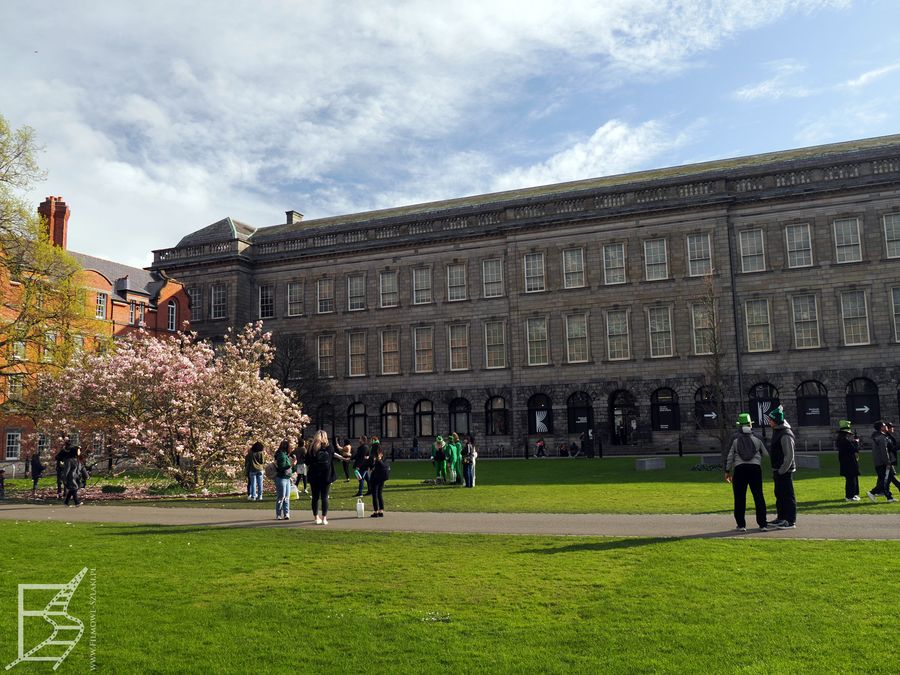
[843,63,900,88]
[733,60,814,101]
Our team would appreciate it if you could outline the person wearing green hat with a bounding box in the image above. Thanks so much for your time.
[766,405,797,528]
[725,414,769,531]
[722,413,754,465]
[431,436,447,482]
[835,420,861,501]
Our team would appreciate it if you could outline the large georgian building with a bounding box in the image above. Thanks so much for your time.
[152,135,900,455]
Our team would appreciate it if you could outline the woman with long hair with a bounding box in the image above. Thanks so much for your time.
[368,441,389,517]
[304,429,342,525]
[294,438,309,495]
[274,439,295,520]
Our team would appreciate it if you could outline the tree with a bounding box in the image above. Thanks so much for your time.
[36,323,309,488]
[267,333,331,415]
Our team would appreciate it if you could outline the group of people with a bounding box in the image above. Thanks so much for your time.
[836,418,899,503]
[429,433,477,487]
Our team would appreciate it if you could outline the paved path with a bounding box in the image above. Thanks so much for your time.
[2,503,899,539]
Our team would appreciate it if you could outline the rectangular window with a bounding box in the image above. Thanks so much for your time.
[7,375,24,400]
[483,320,506,369]
[840,290,870,346]
[37,432,50,455]
[5,431,21,460]
[187,287,202,319]
[412,268,432,304]
[210,284,227,319]
[691,304,714,355]
[95,292,107,319]
[317,335,335,378]
[414,327,434,373]
[42,332,56,363]
[687,233,712,277]
[287,282,303,316]
[347,274,366,311]
[129,300,136,325]
[834,218,862,263]
[447,263,467,301]
[448,324,470,371]
[482,259,504,298]
[379,271,398,308]
[258,285,275,319]
[565,314,589,363]
[893,288,900,342]
[317,279,334,314]
[603,243,626,285]
[562,248,585,288]
[739,229,765,273]
[11,341,25,361]
[792,294,820,349]
[644,239,668,281]
[348,332,366,377]
[745,299,772,352]
[785,224,813,268]
[139,303,145,324]
[525,317,549,365]
[381,329,400,375]
[647,306,673,358]
[885,214,900,258]
[606,310,630,360]
[524,253,545,293]
[167,302,176,331]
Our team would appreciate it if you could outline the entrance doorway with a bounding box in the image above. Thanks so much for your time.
[608,390,637,445]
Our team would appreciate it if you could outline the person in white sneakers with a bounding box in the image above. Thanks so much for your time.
[766,406,797,528]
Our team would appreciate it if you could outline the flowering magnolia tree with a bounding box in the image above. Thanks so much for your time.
[35,323,309,488]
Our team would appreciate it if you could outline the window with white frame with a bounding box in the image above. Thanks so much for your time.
[603,243,626,284]
[412,268,432,304]
[606,310,630,360]
[258,285,274,319]
[42,332,56,363]
[210,284,227,319]
[739,229,765,273]
[562,248,585,288]
[447,263,467,301]
[884,214,900,258]
[317,278,334,314]
[840,290,869,345]
[348,332,366,376]
[379,271,398,308]
[167,300,177,331]
[565,314,588,363]
[482,259,503,298]
[792,294,820,349]
[647,306,673,357]
[7,375,23,400]
[484,320,506,369]
[834,218,862,263]
[687,233,712,276]
[287,282,303,316]
[37,432,50,455]
[139,303,145,325]
[381,329,400,375]
[524,253,545,293]
[129,300,136,325]
[893,288,900,342]
[11,340,25,360]
[448,324,470,371]
[95,292,108,319]
[785,224,813,268]
[92,432,104,455]
[187,287,202,318]
[525,317,549,365]
[5,430,21,460]
[691,304,714,355]
[317,335,335,378]
[347,274,366,311]
[644,239,668,281]
[745,299,772,352]
[414,326,433,373]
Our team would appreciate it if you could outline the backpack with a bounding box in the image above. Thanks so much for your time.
[264,462,277,480]
[316,449,331,466]
[736,435,759,462]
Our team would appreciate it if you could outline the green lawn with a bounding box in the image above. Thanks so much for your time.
[0,521,895,673]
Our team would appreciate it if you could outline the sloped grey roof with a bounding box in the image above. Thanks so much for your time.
[72,251,163,304]
[177,217,256,247]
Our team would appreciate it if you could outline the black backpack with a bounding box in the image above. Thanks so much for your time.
[736,435,758,462]
[316,449,331,466]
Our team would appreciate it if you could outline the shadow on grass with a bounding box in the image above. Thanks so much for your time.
[517,529,760,554]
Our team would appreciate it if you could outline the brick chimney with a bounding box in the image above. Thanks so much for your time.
[37,196,70,249]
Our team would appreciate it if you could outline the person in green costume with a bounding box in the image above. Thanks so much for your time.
[449,432,464,485]
[431,436,447,482]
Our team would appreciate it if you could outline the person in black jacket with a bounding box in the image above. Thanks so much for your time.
[63,446,88,507]
[867,420,896,502]
[886,422,900,493]
[368,442,388,517]
[835,420,861,501]
[353,436,370,497]
[766,406,797,528]
[305,430,343,525]
[30,452,46,495]
[55,441,70,499]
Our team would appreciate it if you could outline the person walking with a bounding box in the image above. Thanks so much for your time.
[766,406,797,528]
[273,440,295,520]
[725,414,769,531]
[306,430,341,525]
[368,442,389,517]
[55,441,69,500]
[431,436,447,483]
[866,420,896,503]
[245,441,265,501]
[353,437,370,497]
[835,420,861,501]
[63,446,88,507]
[30,451,46,495]
[886,422,900,493]
[535,437,547,458]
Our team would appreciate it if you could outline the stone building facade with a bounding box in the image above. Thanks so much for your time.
[151,135,900,455]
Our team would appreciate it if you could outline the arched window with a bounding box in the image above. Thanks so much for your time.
[694,386,718,429]
[414,400,434,438]
[528,393,553,434]
[449,398,471,436]
[846,377,880,424]
[650,388,680,431]
[748,382,780,426]
[381,401,400,439]
[485,396,508,436]
[167,299,177,331]
[608,390,637,444]
[796,381,829,426]
[567,391,593,434]
[348,402,367,440]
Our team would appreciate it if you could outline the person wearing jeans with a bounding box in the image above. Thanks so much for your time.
[273,440,294,520]
[245,441,265,501]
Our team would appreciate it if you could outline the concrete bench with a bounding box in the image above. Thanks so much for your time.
[700,454,722,465]
[636,457,666,471]
[796,454,820,469]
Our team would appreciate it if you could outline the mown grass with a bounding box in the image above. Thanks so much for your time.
[0,521,895,673]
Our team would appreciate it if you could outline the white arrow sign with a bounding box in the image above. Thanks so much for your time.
[703,412,718,419]
[856,406,870,413]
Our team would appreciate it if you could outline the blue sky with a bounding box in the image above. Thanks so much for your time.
[2,0,900,266]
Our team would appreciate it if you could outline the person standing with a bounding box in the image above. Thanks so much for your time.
[353,437,370,497]
[462,435,478,488]
[866,420,896,503]
[273,440,295,520]
[306,430,341,525]
[535,437,547,458]
[63,446,87,507]
[766,406,797,528]
[411,437,420,459]
[725,416,769,531]
[369,442,389,517]
[245,441,265,501]
[30,452,46,495]
[294,439,309,495]
[55,441,69,499]
[835,420,861,501]
[431,436,447,483]
[886,422,900,493]
[450,433,464,485]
